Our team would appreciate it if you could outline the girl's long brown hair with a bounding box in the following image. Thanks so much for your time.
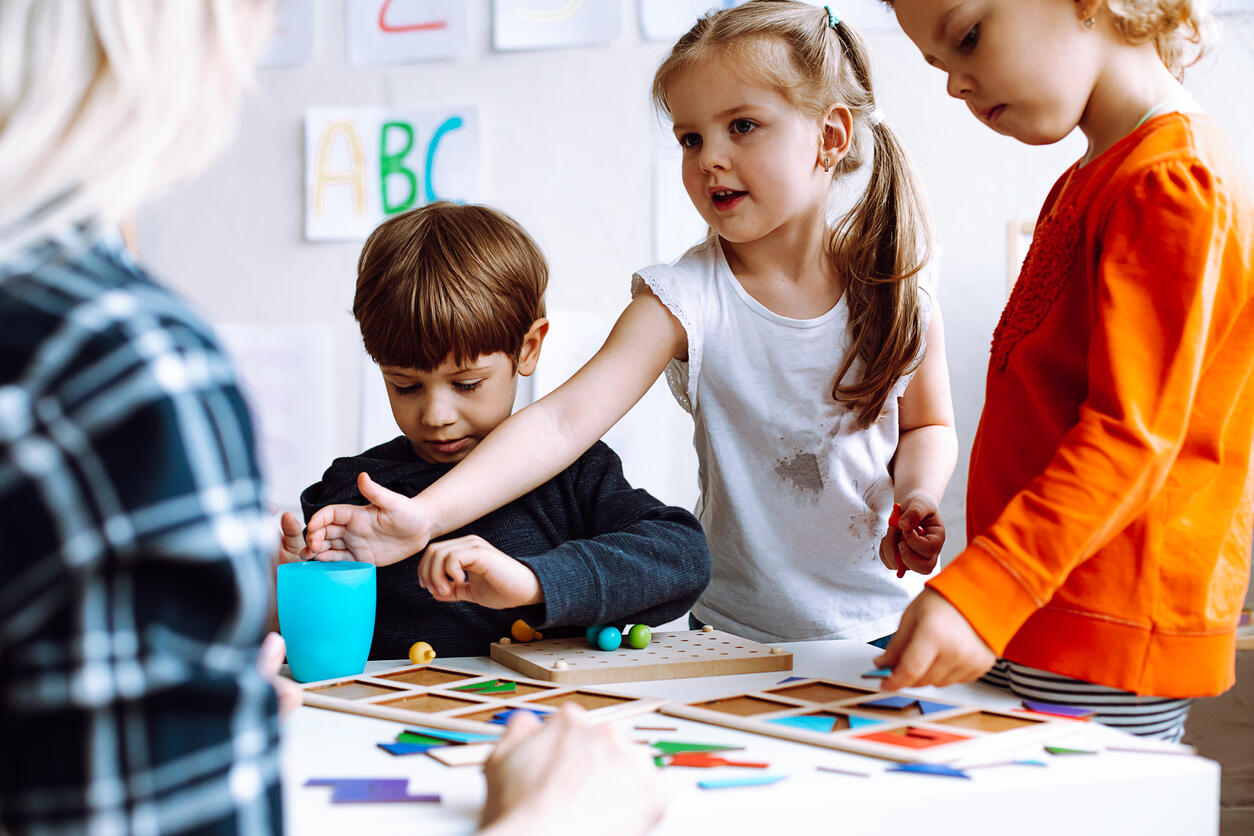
[653,0,933,427]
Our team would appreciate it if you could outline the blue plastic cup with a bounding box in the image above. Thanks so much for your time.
[277,561,376,683]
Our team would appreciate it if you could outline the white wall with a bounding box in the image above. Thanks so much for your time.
[138,2,1254,569]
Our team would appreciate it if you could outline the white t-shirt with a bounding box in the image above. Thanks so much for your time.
[632,237,935,642]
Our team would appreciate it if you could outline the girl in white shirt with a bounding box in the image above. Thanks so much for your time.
[305,0,958,644]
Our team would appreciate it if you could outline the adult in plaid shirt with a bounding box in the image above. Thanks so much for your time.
[0,2,287,833]
[0,3,665,835]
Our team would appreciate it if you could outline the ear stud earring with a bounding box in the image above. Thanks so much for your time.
[1083,17,1095,28]
[821,157,833,172]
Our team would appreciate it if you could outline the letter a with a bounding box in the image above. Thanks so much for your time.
[312,120,367,217]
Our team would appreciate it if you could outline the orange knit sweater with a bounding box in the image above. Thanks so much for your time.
[929,113,1254,698]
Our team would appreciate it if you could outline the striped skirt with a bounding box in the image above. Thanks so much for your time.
[981,659,1193,742]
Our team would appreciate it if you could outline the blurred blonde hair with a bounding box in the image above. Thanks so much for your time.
[0,0,275,258]
[654,0,932,427]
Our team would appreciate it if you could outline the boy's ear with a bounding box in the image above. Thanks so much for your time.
[820,105,854,163]
[516,317,549,376]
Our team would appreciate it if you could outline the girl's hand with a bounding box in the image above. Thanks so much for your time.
[304,472,433,566]
[274,511,307,566]
[418,534,542,609]
[878,492,945,576]
[873,589,995,690]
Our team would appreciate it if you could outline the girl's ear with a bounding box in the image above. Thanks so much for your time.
[1074,0,1102,24]
[516,317,550,376]
[819,105,854,167]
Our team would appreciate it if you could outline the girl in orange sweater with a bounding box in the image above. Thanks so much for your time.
[879,0,1253,740]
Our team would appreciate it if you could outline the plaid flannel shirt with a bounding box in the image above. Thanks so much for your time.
[0,230,282,835]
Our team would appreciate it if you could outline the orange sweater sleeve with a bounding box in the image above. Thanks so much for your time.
[930,159,1231,654]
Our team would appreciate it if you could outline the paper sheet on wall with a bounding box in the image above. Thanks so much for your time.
[257,0,316,68]
[345,0,469,66]
[639,0,894,39]
[638,0,740,42]
[305,106,480,241]
[215,323,335,513]
[493,0,621,52]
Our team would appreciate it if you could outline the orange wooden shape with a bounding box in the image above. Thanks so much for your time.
[854,726,971,750]
[668,753,769,768]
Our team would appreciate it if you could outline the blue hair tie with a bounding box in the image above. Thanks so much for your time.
[824,5,840,29]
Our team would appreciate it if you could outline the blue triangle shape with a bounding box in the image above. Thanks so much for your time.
[848,715,883,729]
[917,700,956,716]
[888,763,970,779]
[862,695,914,710]
[770,715,837,733]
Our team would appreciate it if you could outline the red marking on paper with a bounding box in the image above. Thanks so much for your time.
[378,0,448,33]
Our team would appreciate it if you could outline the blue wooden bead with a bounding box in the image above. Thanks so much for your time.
[586,625,603,646]
[595,626,622,651]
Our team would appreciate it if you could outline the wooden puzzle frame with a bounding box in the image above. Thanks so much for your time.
[661,676,1086,764]
[488,628,793,685]
[300,662,664,734]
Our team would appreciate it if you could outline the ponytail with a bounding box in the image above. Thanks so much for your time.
[826,18,932,427]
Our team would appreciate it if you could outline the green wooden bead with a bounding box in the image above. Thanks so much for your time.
[627,623,652,649]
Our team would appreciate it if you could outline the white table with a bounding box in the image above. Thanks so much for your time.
[281,640,1219,834]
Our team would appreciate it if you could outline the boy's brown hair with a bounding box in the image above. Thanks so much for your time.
[354,202,548,370]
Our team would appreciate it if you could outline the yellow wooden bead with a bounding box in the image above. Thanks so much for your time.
[408,641,436,665]
[510,619,537,642]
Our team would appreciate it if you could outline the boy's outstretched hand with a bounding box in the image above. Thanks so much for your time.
[873,588,995,691]
[879,492,945,577]
[304,472,433,566]
[419,534,543,610]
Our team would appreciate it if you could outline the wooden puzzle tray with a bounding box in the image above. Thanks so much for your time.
[489,627,793,684]
[300,662,664,734]
[661,676,1086,764]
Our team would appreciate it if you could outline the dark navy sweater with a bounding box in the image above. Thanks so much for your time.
[301,436,711,659]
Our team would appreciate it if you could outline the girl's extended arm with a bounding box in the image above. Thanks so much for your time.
[305,289,687,565]
[883,308,958,574]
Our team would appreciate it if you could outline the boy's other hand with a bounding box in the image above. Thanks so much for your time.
[419,534,542,609]
[303,472,432,566]
[873,588,995,691]
[878,492,945,576]
[480,705,666,836]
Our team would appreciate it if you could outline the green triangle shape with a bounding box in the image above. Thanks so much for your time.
[397,732,448,746]
[651,741,741,755]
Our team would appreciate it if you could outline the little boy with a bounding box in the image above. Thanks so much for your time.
[281,202,711,658]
